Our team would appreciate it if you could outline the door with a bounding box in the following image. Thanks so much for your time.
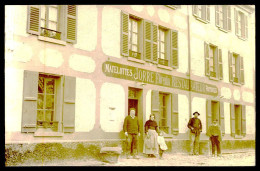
[235,105,242,135]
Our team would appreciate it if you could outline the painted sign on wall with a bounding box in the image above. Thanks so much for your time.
[102,61,218,96]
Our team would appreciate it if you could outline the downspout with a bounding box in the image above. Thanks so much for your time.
[187,5,192,118]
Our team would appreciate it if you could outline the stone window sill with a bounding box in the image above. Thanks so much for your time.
[194,16,209,24]
[157,64,173,71]
[217,27,229,33]
[38,36,66,46]
[127,57,145,64]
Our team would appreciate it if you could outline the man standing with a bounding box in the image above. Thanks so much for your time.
[123,108,140,159]
[187,111,202,155]
[208,119,222,157]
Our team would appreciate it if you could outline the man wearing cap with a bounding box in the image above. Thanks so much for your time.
[187,111,202,155]
[208,119,222,157]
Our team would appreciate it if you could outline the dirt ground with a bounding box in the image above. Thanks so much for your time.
[17,149,255,166]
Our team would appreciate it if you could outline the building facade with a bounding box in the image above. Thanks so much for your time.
[5,5,255,156]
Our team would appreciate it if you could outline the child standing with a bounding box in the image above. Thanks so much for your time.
[157,130,168,159]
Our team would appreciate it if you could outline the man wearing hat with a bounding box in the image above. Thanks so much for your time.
[187,111,202,155]
[208,119,222,157]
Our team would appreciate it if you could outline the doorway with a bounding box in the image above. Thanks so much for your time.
[235,105,242,135]
[211,101,220,124]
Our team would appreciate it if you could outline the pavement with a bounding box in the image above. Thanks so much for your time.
[18,149,255,166]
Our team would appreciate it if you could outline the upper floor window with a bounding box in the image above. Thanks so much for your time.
[228,51,244,85]
[235,9,248,40]
[215,5,231,32]
[128,17,140,59]
[193,5,210,23]
[27,5,77,44]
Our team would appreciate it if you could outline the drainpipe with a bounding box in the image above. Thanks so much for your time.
[187,5,192,118]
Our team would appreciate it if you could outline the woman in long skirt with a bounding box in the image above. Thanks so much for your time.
[143,114,159,157]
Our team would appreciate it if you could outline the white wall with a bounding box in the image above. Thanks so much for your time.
[224,102,231,134]
[246,106,255,134]
[178,94,189,133]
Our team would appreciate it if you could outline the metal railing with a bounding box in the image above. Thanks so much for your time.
[40,27,61,40]
[129,50,141,60]
[158,58,168,66]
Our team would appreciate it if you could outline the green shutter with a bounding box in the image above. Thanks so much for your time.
[193,5,198,17]
[215,5,220,27]
[227,6,231,31]
[151,90,159,124]
[228,51,234,82]
[235,8,239,36]
[144,20,152,61]
[230,103,235,137]
[171,93,179,135]
[218,49,223,80]
[204,42,210,76]
[206,99,212,135]
[22,70,38,133]
[241,105,246,136]
[63,76,76,133]
[240,56,245,84]
[171,30,178,68]
[66,5,77,43]
[27,5,40,35]
[121,11,129,56]
[219,101,225,135]
[152,24,158,62]
[206,5,210,22]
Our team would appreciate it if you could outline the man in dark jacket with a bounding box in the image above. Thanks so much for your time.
[208,119,222,157]
[187,111,202,155]
[123,108,140,159]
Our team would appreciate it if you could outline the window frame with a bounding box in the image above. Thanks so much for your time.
[235,9,248,40]
[193,5,210,24]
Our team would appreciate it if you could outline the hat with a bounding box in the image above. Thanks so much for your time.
[193,111,200,116]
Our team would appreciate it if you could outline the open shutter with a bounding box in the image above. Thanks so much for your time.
[171,30,178,68]
[193,5,198,17]
[152,24,158,62]
[66,5,77,43]
[171,93,179,135]
[215,5,220,27]
[206,99,212,135]
[151,90,159,124]
[219,101,225,135]
[218,49,223,80]
[63,76,76,133]
[240,56,245,84]
[245,15,248,39]
[144,20,152,61]
[121,11,129,57]
[22,70,38,133]
[227,6,231,31]
[27,5,40,35]
[204,42,210,76]
[241,105,246,136]
[235,8,239,36]
[230,103,235,137]
[228,51,234,82]
[206,5,210,22]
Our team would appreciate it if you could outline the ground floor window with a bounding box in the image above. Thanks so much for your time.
[230,104,246,137]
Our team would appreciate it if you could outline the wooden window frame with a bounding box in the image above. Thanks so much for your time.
[216,5,231,32]
[193,5,210,24]
[235,9,248,40]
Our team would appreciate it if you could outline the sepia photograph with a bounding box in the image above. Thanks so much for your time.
[5,5,255,166]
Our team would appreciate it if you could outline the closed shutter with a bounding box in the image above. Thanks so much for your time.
[227,6,231,31]
[218,49,223,80]
[121,11,129,57]
[63,76,76,133]
[206,99,212,135]
[240,56,245,84]
[27,5,40,35]
[235,8,239,36]
[204,42,210,76]
[66,5,77,43]
[193,5,198,17]
[245,15,248,39]
[219,101,225,135]
[215,5,220,27]
[228,51,234,82]
[144,20,152,61]
[171,93,179,135]
[206,5,210,22]
[151,90,159,124]
[241,105,246,136]
[230,103,235,137]
[22,70,38,133]
[152,24,158,62]
[171,30,178,68]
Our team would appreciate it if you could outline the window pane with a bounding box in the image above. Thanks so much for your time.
[45,110,53,122]
[41,20,46,28]
[46,95,54,109]
[37,110,44,121]
[160,42,165,53]
[49,21,57,31]
[160,30,165,42]
[37,94,44,109]
[49,6,58,22]
[132,33,138,44]
[132,20,138,32]
[38,77,44,93]
[40,5,46,19]
[46,79,55,94]
[132,45,138,52]
[160,53,165,59]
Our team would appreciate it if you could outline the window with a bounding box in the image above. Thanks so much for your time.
[27,5,77,44]
[128,17,141,59]
[193,5,210,23]
[157,28,168,66]
[215,5,231,32]
[235,9,248,40]
[228,52,244,85]
[204,42,223,80]
[230,104,246,138]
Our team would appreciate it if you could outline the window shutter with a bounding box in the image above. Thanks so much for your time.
[193,5,198,17]
[151,90,159,124]
[63,76,76,133]
[171,93,179,135]
[228,51,234,82]
[215,5,220,27]
[218,49,223,80]
[230,103,235,137]
[27,5,40,35]
[204,42,210,76]
[66,5,77,43]
[235,8,239,36]
[245,15,248,39]
[206,99,212,135]
[121,11,129,57]
[219,101,225,135]
[152,24,158,62]
[22,70,38,133]
[240,56,244,84]
[144,20,152,61]
[241,105,246,136]
[171,30,178,68]
[206,5,210,22]
[227,6,231,31]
